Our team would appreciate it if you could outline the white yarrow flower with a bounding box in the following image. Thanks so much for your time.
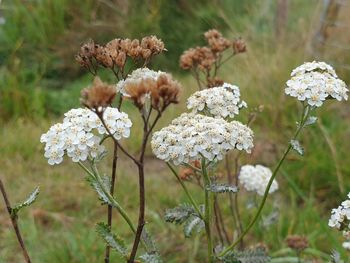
[286,61,348,107]
[151,113,253,165]
[41,107,132,165]
[239,164,278,196]
[187,83,247,119]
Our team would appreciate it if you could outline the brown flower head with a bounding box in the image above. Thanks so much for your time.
[141,35,165,56]
[94,45,114,68]
[81,77,116,111]
[121,69,181,111]
[204,29,231,53]
[179,47,216,71]
[286,235,309,252]
[207,77,224,88]
[75,39,96,68]
[233,38,247,54]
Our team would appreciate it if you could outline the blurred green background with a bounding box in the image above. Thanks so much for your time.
[1,0,350,262]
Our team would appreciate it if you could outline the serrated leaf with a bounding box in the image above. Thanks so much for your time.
[236,248,270,263]
[304,116,317,126]
[96,222,127,258]
[141,227,157,253]
[139,252,163,263]
[290,139,304,155]
[164,204,195,225]
[184,216,205,238]
[87,174,111,205]
[219,248,270,263]
[12,187,40,215]
[331,250,344,263]
[206,183,238,194]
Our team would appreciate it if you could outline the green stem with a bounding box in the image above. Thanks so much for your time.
[219,106,310,257]
[78,162,136,233]
[201,158,214,263]
[166,162,204,219]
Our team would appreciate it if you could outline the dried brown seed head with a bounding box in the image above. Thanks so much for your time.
[286,235,309,251]
[233,38,247,54]
[95,45,114,68]
[80,77,116,110]
[141,35,165,55]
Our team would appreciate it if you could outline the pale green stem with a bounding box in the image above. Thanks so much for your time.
[78,162,136,233]
[166,162,204,219]
[201,158,214,263]
[219,106,310,257]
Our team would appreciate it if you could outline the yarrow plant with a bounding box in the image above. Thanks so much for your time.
[39,35,182,263]
[151,29,349,263]
[29,28,348,263]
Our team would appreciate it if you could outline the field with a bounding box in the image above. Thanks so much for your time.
[1,1,350,262]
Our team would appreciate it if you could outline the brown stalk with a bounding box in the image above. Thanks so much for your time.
[0,178,32,263]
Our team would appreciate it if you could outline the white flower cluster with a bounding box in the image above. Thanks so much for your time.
[239,165,278,196]
[285,61,348,107]
[41,108,132,165]
[328,193,350,230]
[116,68,164,96]
[187,83,247,119]
[151,113,253,165]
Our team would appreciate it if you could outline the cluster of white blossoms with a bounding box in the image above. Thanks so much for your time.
[116,68,164,96]
[285,61,348,107]
[187,83,247,119]
[239,165,278,196]
[40,107,132,165]
[151,113,253,165]
[328,193,350,230]
[328,193,350,250]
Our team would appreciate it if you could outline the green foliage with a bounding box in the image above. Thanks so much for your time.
[183,215,205,238]
[139,252,163,263]
[331,250,344,263]
[164,204,204,237]
[164,204,195,225]
[86,174,111,206]
[12,187,39,216]
[206,183,238,194]
[218,248,270,263]
[95,222,128,258]
[290,139,304,156]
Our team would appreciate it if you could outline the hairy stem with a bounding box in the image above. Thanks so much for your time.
[0,178,32,263]
[219,106,310,256]
[105,142,118,263]
[201,158,214,263]
[166,163,204,218]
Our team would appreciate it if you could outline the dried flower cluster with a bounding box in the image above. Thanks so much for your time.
[81,77,116,111]
[151,113,254,165]
[239,165,278,196]
[285,235,309,251]
[40,108,132,165]
[285,61,348,107]
[76,36,165,73]
[116,68,181,111]
[187,83,247,119]
[180,29,246,72]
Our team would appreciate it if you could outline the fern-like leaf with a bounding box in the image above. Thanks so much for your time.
[206,183,238,194]
[219,248,270,263]
[139,252,163,263]
[164,204,195,225]
[87,174,111,205]
[96,222,127,258]
[12,187,40,216]
[290,139,304,155]
[184,216,205,237]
